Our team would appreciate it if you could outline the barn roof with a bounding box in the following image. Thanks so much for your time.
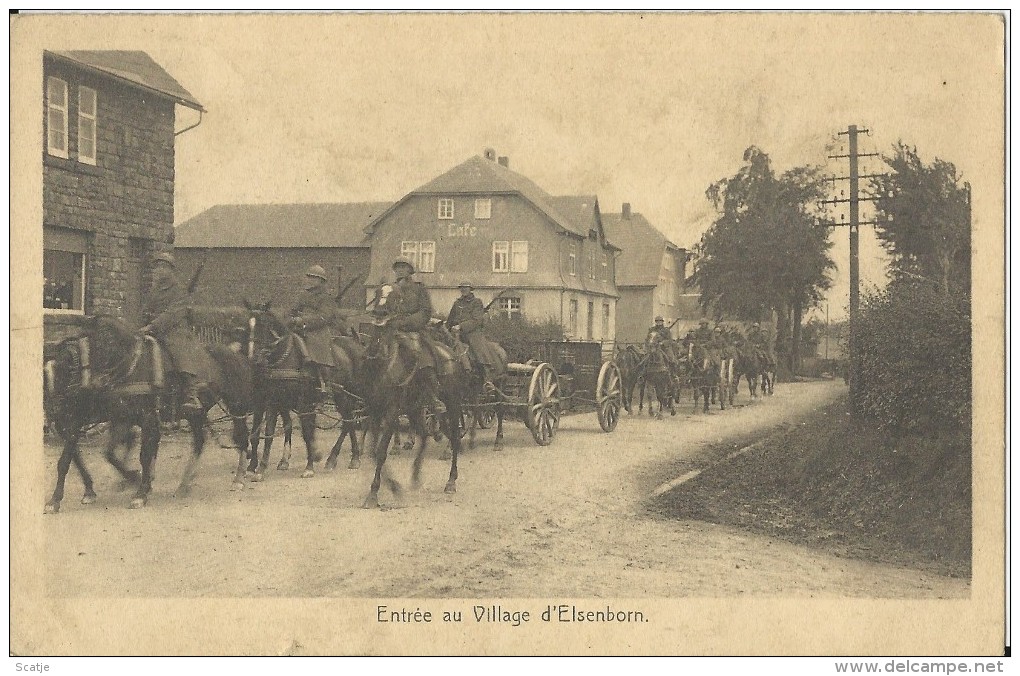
[48,50,203,111]
[366,155,591,238]
[175,203,391,248]
[602,211,685,287]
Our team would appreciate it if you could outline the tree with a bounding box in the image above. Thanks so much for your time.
[870,142,971,298]
[694,147,836,373]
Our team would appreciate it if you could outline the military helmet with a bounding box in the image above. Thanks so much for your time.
[458,280,473,289]
[752,321,761,328]
[654,316,664,323]
[714,326,723,333]
[393,257,416,274]
[304,264,328,281]
[151,252,175,268]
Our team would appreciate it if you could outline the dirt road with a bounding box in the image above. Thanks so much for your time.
[43,380,968,598]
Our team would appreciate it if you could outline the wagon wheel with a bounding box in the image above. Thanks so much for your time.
[596,360,622,432]
[476,407,496,429]
[526,363,560,446]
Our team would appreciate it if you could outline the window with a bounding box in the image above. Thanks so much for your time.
[568,243,577,276]
[418,241,435,273]
[46,77,68,158]
[492,241,509,273]
[44,227,87,313]
[474,198,491,219]
[602,303,611,338]
[568,299,578,336]
[588,252,596,280]
[587,301,594,340]
[77,86,97,164]
[601,253,609,282]
[438,198,454,219]
[510,241,528,273]
[401,241,419,268]
[400,241,435,272]
[496,296,522,319]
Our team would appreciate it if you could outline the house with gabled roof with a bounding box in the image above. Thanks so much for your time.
[43,50,203,343]
[363,150,620,343]
[602,203,703,344]
[174,202,389,310]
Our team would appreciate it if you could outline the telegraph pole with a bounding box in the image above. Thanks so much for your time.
[820,125,883,406]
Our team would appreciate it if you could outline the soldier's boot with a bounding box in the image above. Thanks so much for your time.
[423,367,447,415]
[312,364,330,398]
[180,374,205,415]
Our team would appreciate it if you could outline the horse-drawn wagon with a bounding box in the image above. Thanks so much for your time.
[464,340,623,446]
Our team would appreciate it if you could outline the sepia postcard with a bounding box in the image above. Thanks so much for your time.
[9,11,1006,657]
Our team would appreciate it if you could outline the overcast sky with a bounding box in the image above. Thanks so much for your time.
[20,12,1003,320]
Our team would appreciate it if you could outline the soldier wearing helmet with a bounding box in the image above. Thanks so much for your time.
[446,281,500,390]
[288,264,347,395]
[646,316,672,344]
[384,257,446,413]
[141,251,214,413]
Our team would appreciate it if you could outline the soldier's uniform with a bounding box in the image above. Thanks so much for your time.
[141,252,215,413]
[747,323,775,364]
[645,317,677,367]
[388,258,446,414]
[446,282,502,387]
[289,265,347,393]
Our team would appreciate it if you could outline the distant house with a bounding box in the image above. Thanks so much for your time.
[603,204,701,344]
[363,150,620,343]
[43,50,203,342]
[174,202,390,311]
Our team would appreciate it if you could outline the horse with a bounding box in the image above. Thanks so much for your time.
[614,344,645,415]
[359,284,467,508]
[429,321,509,454]
[686,341,726,413]
[43,314,255,513]
[640,341,677,420]
[733,344,762,400]
[245,304,367,480]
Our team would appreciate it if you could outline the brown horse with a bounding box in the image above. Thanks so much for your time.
[43,315,255,512]
[640,342,677,419]
[614,344,645,415]
[246,304,368,480]
[359,285,468,508]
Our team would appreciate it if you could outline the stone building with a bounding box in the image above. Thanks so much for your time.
[364,150,620,344]
[602,204,700,344]
[42,50,203,342]
[174,203,385,311]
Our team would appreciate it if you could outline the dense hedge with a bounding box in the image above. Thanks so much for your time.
[484,314,565,363]
[854,282,971,435]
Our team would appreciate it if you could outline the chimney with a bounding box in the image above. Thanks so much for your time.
[497,156,509,168]
[484,148,497,161]
[622,203,631,220]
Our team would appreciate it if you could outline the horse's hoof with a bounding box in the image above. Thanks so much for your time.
[493,442,503,452]
[81,493,97,505]
[386,478,403,497]
[324,458,338,471]
[174,484,192,499]
[301,469,315,479]
[230,481,245,492]
[129,497,146,509]
[277,461,289,471]
[44,502,60,514]
[362,495,380,509]
[252,472,264,482]
[348,458,361,470]
[444,482,457,494]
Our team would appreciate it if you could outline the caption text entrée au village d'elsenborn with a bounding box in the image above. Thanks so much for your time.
[377,604,648,627]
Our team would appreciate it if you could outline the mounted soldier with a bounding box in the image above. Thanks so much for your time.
[446,281,502,391]
[288,264,347,395]
[140,252,215,414]
[645,316,678,369]
[646,316,672,344]
[747,321,774,364]
[386,257,446,414]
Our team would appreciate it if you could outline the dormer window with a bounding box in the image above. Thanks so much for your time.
[438,198,454,220]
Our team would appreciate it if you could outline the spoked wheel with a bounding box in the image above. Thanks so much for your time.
[476,408,496,429]
[526,362,560,446]
[596,360,623,432]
